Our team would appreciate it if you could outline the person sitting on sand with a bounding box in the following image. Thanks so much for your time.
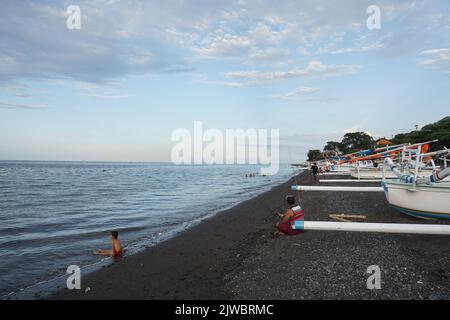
[93,231,123,257]
[274,195,304,236]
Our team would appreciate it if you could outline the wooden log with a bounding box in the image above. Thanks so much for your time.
[329,214,367,220]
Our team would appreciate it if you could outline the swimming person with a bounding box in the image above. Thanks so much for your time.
[274,195,304,236]
[93,231,123,257]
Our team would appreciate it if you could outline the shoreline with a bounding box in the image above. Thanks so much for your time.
[1,164,297,300]
[51,171,450,300]
[51,171,307,300]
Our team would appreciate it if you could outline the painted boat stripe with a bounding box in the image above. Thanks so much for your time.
[391,205,450,220]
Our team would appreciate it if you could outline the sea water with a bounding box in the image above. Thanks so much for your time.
[0,161,299,298]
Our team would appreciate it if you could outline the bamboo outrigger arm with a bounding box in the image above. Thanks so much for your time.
[291,186,384,192]
[292,221,450,235]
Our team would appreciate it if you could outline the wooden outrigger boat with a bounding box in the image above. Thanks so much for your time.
[382,147,450,220]
[297,141,450,220]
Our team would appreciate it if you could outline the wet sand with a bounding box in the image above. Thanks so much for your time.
[52,171,450,300]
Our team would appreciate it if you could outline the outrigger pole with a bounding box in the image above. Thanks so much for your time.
[291,186,384,192]
[319,179,381,183]
[338,140,438,164]
[292,221,450,236]
[321,172,351,175]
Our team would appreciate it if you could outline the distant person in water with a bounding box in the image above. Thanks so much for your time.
[93,231,123,257]
[311,163,319,181]
[274,195,304,236]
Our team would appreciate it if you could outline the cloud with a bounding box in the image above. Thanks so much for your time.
[80,93,130,99]
[329,32,394,54]
[246,47,290,64]
[76,82,131,99]
[418,48,450,66]
[188,16,295,59]
[226,61,360,85]
[193,33,252,57]
[0,102,48,110]
[206,81,246,88]
[192,73,246,88]
[0,83,48,98]
[0,0,440,87]
[342,124,375,137]
[0,1,194,84]
[272,86,320,100]
[302,97,341,104]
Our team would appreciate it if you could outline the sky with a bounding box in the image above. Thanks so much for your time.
[0,0,449,163]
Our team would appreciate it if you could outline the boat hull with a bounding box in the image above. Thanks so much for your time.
[382,180,450,219]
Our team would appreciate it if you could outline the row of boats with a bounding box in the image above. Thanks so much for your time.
[309,140,450,220]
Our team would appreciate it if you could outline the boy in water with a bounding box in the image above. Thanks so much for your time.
[93,231,123,257]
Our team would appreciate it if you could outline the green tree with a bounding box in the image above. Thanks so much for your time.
[392,117,450,151]
[323,141,345,154]
[341,132,375,153]
[307,149,324,161]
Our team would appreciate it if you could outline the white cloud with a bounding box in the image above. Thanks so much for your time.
[302,97,341,104]
[342,124,374,137]
[344,124,364,133]
[246,47,290,64]
[0,0,442,86]
[192,73,246,88]
[81,93,130,99]
[0,102,48,110]
[226,61,360,85]
[162,0,426,63]
[0,1,194,84]
[418,48,450,66]
[193,33,252,57]
[0,83,49,98]
[207,81,246,88]
[77,82,130,99]
[330,32,393,54]
[272,86,320,100]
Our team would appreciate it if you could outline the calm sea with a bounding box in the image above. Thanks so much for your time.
[0,161,298,298]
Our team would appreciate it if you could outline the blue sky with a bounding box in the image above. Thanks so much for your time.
[0,0,449,162]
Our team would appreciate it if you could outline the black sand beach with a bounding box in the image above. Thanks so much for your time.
[52,171,450,300]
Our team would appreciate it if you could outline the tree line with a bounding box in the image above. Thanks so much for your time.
[307,116,450,162]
